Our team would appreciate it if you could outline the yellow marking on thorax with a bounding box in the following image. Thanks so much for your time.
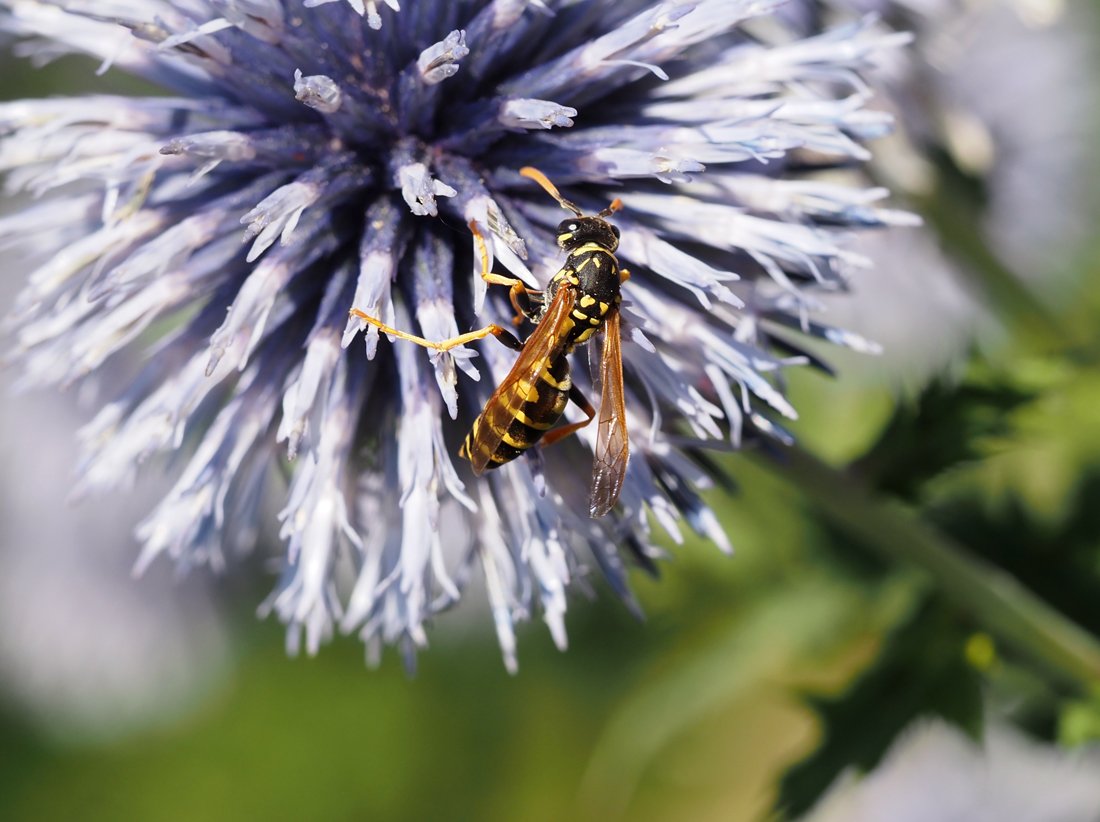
[574,242,613,256]
[575,327,596,343]
[553,313,578,337]
[579,294,597,308]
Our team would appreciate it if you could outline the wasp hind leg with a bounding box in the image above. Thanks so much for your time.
[540,385,596,448]
[468,219,543,326]
[348,309,523,353]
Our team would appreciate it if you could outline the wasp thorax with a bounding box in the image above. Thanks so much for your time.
[556,216,620,252]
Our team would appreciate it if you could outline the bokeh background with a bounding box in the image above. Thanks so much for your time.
[3,2,1100,820]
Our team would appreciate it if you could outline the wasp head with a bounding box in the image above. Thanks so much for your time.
[556,216,620,252]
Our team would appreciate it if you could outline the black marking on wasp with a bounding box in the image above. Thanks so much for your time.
[348,167,630,518]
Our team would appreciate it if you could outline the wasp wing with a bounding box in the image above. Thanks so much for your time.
[589,308,629,517]
[466,287,576,475]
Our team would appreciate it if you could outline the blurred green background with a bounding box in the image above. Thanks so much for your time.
[2,3,1100,820]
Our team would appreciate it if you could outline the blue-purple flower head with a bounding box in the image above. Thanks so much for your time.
[0,0,912,670]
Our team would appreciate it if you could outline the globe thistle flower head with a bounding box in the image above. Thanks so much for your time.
[0,0,912,670]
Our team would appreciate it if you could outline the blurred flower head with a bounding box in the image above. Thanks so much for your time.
[0,0,909,669]
[801,719,1100,822]
[818,0,1100,386]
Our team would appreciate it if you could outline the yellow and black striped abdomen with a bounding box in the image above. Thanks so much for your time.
[461,353,572,469]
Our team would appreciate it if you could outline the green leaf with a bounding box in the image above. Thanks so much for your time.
[775,597,983,820]
[852,376,1033,499]
[930,473,1100,638]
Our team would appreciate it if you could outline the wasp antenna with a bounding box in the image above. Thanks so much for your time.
[519,166,583,216]
[597,198,623,218]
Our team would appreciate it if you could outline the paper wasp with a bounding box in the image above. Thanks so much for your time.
[349,167,629,517]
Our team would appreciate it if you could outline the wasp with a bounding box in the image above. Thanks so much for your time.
[349,167,629,517]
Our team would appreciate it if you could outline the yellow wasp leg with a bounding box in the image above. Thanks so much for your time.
[468,219,541,326]
[350,216,554,355]
[619,267,631,283]
[348,308,516,353]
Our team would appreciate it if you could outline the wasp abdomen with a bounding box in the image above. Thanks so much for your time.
[461,354,572,469]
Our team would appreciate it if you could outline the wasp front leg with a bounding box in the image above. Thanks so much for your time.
[348,308,523,353]
[468,219,543,326]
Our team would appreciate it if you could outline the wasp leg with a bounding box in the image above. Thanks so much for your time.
[468,219,542,326]
[348,308,522,353]
[619,267,631,283]
[493,329,525,353]
[540,384,596,448]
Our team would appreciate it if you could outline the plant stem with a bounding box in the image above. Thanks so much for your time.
[758,445,1100,688]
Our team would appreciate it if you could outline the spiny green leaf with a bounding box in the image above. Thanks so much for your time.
[930,470,1100,637]
[775,597,984,819]
[851,376,1034,499]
